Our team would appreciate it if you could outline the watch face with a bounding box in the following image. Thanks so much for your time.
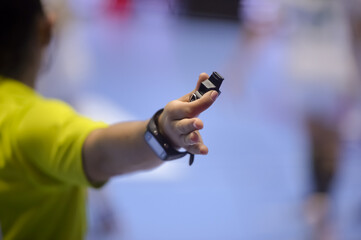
[145,131,167,160]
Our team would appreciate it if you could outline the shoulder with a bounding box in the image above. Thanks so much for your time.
[17,98,77,136]
[14,99,78,156]
[15,97,107,160]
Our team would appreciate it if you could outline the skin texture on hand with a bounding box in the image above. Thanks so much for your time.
[83,73,219,184]
[157,73,218,155]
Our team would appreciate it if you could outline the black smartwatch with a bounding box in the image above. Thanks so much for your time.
[145,109,192,161]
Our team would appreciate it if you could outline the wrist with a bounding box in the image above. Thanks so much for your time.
[144,109,188,161]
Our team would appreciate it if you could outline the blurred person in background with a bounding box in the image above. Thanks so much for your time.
[344,0,361,68]
[228,0,358,239]
[286,0,361,239]
[281,1,355,239]
[306,117,341,240]
[0,0,219,239]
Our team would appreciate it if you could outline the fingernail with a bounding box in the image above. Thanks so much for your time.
[200,146,208,155]
[190,132,200,144]
[211,91,218,101]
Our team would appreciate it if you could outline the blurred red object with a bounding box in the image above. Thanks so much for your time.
[106,0,133,16]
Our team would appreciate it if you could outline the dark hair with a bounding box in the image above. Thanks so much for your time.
[0,0,45,79]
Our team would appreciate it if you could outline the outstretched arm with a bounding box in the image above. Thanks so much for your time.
[82,73,218,183]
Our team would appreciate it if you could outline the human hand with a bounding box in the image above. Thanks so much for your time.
[157,73,219,155]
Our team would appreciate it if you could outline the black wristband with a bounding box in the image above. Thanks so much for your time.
[145,109,194,163]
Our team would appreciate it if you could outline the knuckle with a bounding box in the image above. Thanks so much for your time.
[181,123,189,134]
[184,107,193,117]
[175,121,186,134]
[164,100,177,113]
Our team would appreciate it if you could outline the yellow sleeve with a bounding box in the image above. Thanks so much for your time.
[15,99,108,187]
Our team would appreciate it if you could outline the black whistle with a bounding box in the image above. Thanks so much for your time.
[190,72,224,102]
[188,72,224,165]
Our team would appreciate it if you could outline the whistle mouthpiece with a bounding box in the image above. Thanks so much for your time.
[190,71,224,102]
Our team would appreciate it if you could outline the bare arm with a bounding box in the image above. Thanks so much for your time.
[82,73,218,183]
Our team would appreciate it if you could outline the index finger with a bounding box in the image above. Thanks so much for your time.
[170,90,218,119]
[187,90,219,117]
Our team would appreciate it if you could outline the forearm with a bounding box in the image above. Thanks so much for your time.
[83,120,163,183]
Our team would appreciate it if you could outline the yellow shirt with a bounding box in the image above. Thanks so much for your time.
[0,78,107,239]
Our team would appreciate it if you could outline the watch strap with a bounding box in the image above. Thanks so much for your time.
[146,109,194,164]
